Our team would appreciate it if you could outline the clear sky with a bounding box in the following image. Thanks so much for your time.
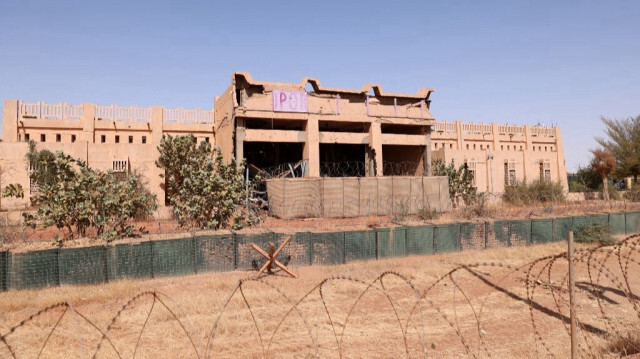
[1,0,638,171]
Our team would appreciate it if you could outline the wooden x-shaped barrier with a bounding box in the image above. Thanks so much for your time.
[250,237,298,278]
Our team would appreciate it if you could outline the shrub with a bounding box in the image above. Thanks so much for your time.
[6,144,157,243]
[417,204,439,221]
[574,223,615,245]
[156,135,256,230]
[432,159,476,207]
[460,192,493,219]
[503,180,564,205]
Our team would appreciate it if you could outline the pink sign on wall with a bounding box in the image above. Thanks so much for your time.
[272,90,308,113]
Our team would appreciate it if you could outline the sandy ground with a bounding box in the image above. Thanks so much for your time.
[1,240,639,358]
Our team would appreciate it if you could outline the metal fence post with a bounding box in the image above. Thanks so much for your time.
[104,245,109,283]
[484,221,489,249]
[568,231,577,359]
[149,240,155,279]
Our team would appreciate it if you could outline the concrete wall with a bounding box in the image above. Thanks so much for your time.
[431,121,568,194]
[1,100,215,210]
[266,176,451,219]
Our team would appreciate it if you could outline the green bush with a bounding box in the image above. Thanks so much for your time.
[503,180,565,205]
[574,223,615,245]
[6,143,157,243]
[156,134,256,230]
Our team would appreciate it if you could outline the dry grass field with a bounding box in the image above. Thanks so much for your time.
[1,239,639,358]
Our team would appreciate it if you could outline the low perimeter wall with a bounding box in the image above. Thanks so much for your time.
[265,176,452,219]
[1,212,638,292]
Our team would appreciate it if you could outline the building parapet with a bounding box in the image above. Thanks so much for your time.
[18,101,213,125]
[433,120,556,138]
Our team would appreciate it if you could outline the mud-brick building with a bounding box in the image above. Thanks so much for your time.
[0,72,567,218]
[214,72,437,178]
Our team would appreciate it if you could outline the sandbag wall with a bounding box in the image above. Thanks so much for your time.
[1,211,638,291]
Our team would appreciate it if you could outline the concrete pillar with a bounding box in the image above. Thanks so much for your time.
[455,121,464,150]
[369,122,383,176]
[304,118,320,177]
[554,127,569,191]
[2,100,19,142]
[150,106,165,204]
[80,103,96,143]
[424,128,432,176]
[235,118,245,161]
[523,125,532,182]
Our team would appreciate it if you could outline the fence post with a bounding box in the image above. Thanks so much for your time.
[103,245,109,283]
[342,231,347,264]
[552,218,557,242]
[56,248,61,286]
[192,236,198,275]
[233,233,239,270]
[568,231,577,359]
[484,221,489,249]
[149,240,155,279]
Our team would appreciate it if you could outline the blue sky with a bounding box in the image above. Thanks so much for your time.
[1,0,638,171]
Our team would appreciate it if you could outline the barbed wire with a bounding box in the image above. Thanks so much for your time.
[2,235,640,357]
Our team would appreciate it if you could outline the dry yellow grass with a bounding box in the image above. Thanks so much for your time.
[0,241,638,358]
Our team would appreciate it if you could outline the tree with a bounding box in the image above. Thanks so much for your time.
[596,115,640,182]
[155,134,209,205]
[432,159,476,207]
[590,148,616,201]
[155,135,252,229]
[6,144,157,243]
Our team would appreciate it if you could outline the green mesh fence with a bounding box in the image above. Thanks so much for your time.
[107,242,153,281]
[590,214,609,227]
[376,228,397,259]
[4,212,638,292]
[310,231,345,265]
[152,237,195,278]
[406,225,434,255]
[609,212,626,235]
[509,220,531,246]
[344,230,377,262]
[59,246,106,285]
[493,221,511,247]
[626,212,640,235]
[195,234,235,273]
[555,217,574,241]
[460,222,485,251]
[572,215,591,233]
[435,224,460,253]
[0,251,9,291]
[235,232,278,270]
[531,219,554,244]
[385,227,408,258]
[291,232,313,266]
[9,249,59,290]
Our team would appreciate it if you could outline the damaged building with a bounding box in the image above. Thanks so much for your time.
[0,72,567,219]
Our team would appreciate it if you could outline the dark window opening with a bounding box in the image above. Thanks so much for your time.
[101,135,106,143]
[142,136,147,144]
[320,120,370,133]
[245,118,306,131]
[56,134,61,142]
[129,136,133,144]
[40,134,46,142]
[71,135,76,143]
[115,135,120,143]
[205,137,210,143]
[25,134,30,141]
[244,142,304,179]
[382,145,425,176]
[320,143,367,177]
[380,124,426,135]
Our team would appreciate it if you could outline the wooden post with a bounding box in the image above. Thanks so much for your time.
[568,230,577,359]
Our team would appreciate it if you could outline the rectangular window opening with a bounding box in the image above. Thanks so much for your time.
[71,135,76,143]
[40,134,46,142]
[115,135,120,143]
[128,136,133,144]
[56,134,61,142]
[101,135,106,143]
[142,136,147,144]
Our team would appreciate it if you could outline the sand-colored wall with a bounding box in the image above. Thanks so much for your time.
[431,121,568,193]
[266,176,451,219]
